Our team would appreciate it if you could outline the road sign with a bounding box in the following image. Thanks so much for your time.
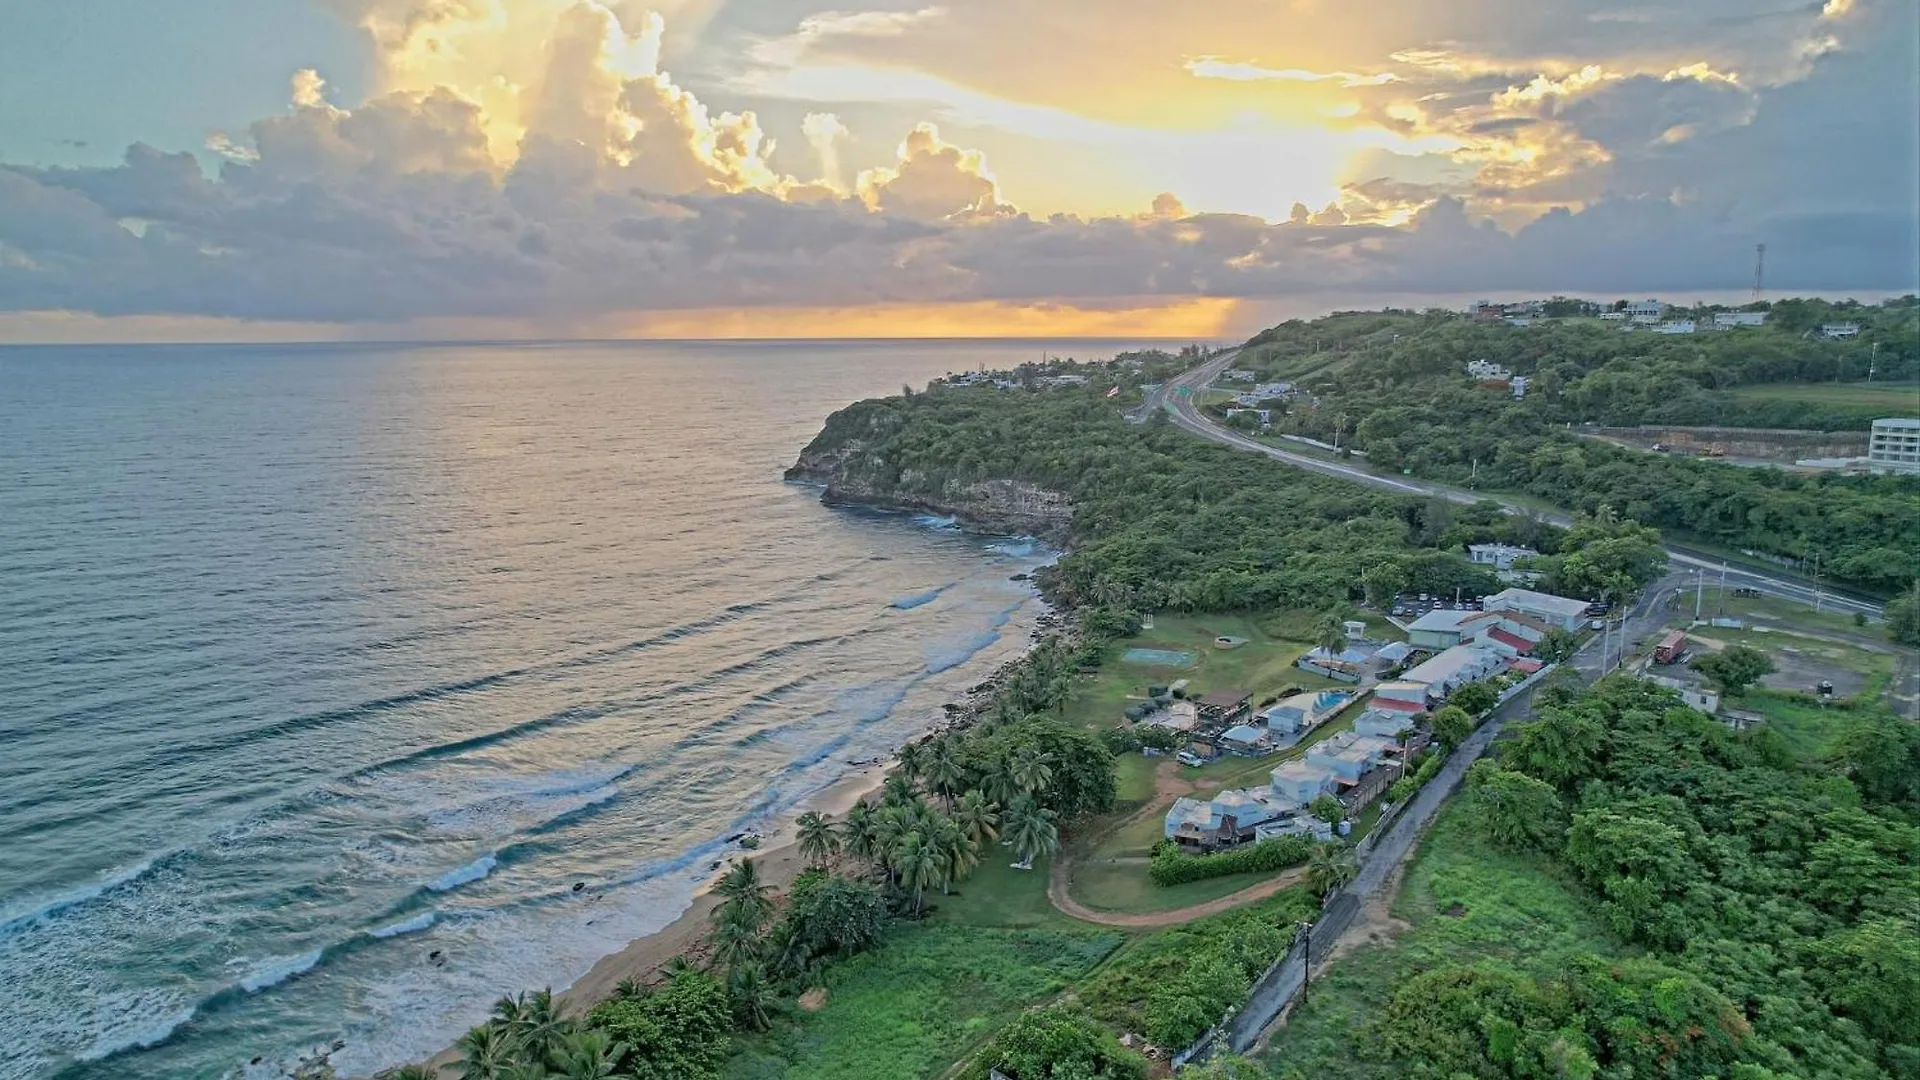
[1177,386,1192,398]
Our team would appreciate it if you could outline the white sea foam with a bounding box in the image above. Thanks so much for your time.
[68,989,199,1063]
[0,855,161,936]
[240,948,325,993]
[370,911,437,938]
[428,854,497,892]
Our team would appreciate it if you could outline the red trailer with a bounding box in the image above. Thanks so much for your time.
[1654,630,1688,665]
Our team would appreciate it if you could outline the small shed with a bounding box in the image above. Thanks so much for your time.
[1222,724,1269,754]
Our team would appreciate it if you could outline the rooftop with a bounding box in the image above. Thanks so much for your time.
[1402,644,1503,686]
[1406,608,1479,634]
[1198,688,1252,709]
[1485,587,1590,618]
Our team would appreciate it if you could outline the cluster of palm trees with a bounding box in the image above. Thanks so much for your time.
[383,989,625,1080]
[706,858,786,1031]
[793,740,1065,913]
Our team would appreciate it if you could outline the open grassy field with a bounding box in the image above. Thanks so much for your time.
[1256,803,1618,1079]
[723,921,1123,1080]
[1063,612,1349,734]
[1728,380,1920,409]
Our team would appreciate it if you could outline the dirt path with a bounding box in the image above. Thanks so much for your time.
[1046,759,1305,928]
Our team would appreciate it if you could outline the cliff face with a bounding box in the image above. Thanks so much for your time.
[787,443,1075,542]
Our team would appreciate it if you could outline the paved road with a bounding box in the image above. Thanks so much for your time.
[1147,352,1884,620]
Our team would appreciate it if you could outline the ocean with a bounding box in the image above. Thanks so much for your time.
[0,339,1153,1079]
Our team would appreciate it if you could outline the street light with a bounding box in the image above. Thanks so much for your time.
[1297,920,1315,1005]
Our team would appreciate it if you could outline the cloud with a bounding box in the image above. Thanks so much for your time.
[0,0,1913,335]
[856,123,1010,221]
[1185,57,1398,88]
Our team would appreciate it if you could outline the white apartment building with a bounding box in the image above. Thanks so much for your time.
[1714,312,1767,328]
[1654,320,1696,335]
[1867,418,1920,475]
[1821,323,1861,339]
[1625,299,1664,318]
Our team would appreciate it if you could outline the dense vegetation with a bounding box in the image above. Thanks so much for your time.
[1231,304,1920,593]
[1270,678,1919,1080]
[799,386,1586,617]
[1147,834,1315,886]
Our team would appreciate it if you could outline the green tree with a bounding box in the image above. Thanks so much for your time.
[784,872,887,957]
[1692,645,1775,694]
[963,1005,1148,1080]
[1314,611,1349,657]
[1883,579,1920,647]
[954,789,1001,846]
[1431,704,1474,750]
[1008,746,1056,796]
[456,1021,515,1080]
[1465,759,1566,853]
[1449,681,1499,716]
[1504,706,1605,792]
[586,968,732,1080]
[840,802,878,865]
[1006,796,1060,870]
[922,740,968,806]
[727,962,778,1032]
[1535,627,1578,663]
[1361,561,1409,608]
[1304,843,1357,897]
[894,831,946,915]
[795,811,838,869]
[1308,793,1346,824]
[712,858,774,931]
[549,1030,626,1080]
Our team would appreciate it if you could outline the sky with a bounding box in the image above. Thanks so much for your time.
[0,0,1915,341]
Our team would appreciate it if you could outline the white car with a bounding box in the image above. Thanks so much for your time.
[1176,750,1207,767]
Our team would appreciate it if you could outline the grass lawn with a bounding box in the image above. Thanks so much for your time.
[1728,380,1920,409]
[1065,810,1292,914]
[1710,592,1885,638]
[1257,803,1621,1079]
[927,850,1073,931]
[1065,612,1345,734]
[723,921,1124,1080]
[1736,689,1889,762]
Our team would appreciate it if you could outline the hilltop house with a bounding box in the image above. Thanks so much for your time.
[1714,312,1767,328]
[1821,323,1861,339]
[1468,543,1540,571]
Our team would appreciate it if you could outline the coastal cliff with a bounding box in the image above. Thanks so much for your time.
[785,418,1076,543]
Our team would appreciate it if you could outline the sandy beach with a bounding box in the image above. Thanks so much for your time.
[415,763,894,1075]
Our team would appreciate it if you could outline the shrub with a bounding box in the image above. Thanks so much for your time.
[1136,725,1179,752]
[1148,836,1314,886]
[587,968,732,1080]
[962,1005,1148,1080]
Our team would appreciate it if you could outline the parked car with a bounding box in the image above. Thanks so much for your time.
[1176,750,1207,767]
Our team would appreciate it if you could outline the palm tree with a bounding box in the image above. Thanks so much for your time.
[549,1030,626,1080]
[498,1063,551,1080]
[1007,747,1054,797]
[1315,611,1348,659]
[713,858,773,930]
[796,811,838,868]
[503,988,569,1068]
[841,802,878,866]
[456,1021,513,1080]
[895,741,928,786]
[881,770,917,806]
[711,909,765,972]
[933,815,979,889]
[922,741,967,807]
[954,790,1001,847]
[378,1067,439,1080]
[893,831,946,915]
[1305,844,1357,898]
[981,767,1021,813]
[728,962,780,1032]
[1005,798,1058,871]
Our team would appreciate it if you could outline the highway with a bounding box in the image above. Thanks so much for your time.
[1141,351,1885,619]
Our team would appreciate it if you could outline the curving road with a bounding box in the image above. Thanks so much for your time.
[1143,351,1884,619]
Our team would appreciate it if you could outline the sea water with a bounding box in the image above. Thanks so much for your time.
[0,339,1152,1079]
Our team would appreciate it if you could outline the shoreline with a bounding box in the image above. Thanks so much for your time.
[410,570,1058,1076]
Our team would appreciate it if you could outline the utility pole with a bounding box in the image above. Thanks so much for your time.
[1718,562,1728,617]
[1752,243,1765,304]
[1298,921,1314,1005]
[1813,552,1824,613]
[1694,568,1704,622]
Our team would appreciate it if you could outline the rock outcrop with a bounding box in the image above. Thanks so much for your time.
[787,443,1075,542]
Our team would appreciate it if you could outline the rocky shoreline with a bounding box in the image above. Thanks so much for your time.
[784,443,1077,547]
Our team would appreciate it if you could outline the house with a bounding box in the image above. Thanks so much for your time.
[1256,816,1334,843]
[1482,587,1590,631]
[1196,689,1253,728]
[1599,312,1627,321]
[1406,608,1479,650]
[1372,681,1431,713]
[1307,731,1398,782]
[1511,375,1531,399]
[1224,408,1272,425]
[1399,645,1506,701]
[1468,543,1540,571]
[1296,644,1370,683]
[1625,299,1664,319]
[1654,320,1696,335]
[1354,708,1417,739]
[1221,724,1272,756]
[1373,641,1414,668]
[1269,759,1338,805]
[1465,358,1512,380]
[1164,788,1286,847]
[1714,312,1767,328]
[1262,689,1355,736]
[1252,382,1295,399]
[1821,323,1861,339]
[1644,672,1720,715]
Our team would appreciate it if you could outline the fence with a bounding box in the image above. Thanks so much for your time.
[1173,665,1557,1068]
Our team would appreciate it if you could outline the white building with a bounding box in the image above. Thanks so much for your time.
[1468,543,1540,570]
[1654,320,1696,335]
[1867,418,1920,475]
[1306,731,1399,782]
[1599,312,1627,321]
[1483,587,1590,631]
[1269,759,1339,805]
[1714,312,1767,329]
[1511,375,1531,399]
[1399,645,1507,702]
[1465,358,1513,381]
[1821,323,1861,339]
[1625,299,1664,318]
